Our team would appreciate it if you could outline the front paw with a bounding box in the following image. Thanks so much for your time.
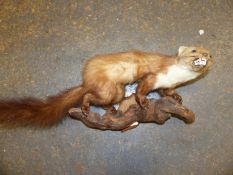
[172,94,183,104]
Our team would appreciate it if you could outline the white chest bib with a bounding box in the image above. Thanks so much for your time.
[153,65,199,89]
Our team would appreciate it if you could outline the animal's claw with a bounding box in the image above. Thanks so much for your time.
[172,94,183,104]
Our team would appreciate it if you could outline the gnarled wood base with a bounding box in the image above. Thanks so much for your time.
[69,94,195,132]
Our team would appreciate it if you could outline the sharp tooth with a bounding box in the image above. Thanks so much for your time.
[200,58,207,65]
[193,58,207,66]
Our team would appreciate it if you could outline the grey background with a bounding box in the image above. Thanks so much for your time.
[0,0,232,175]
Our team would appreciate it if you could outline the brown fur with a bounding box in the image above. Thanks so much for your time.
[0,47,211,127]
[81,47,211,113]
[81,51,176,113]
[0,86,88,127]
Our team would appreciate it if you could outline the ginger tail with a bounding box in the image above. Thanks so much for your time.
[0,86,88,127]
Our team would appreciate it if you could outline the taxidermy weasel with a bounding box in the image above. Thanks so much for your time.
[0,46,211,127]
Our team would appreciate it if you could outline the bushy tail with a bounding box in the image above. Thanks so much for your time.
[0,86,88,127]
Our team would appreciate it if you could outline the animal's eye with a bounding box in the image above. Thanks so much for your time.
[192,50,196,53]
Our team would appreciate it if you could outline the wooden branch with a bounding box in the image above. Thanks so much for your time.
[68,94,195,131]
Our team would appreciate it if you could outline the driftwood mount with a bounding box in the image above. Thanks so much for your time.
[69,94,195,132]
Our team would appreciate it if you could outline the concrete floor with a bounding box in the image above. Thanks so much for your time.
[0,0,233,175]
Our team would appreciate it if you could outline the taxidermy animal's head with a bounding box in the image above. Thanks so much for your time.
[177,46,212,74]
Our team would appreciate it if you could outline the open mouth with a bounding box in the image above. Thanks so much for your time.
[193,58,207,66]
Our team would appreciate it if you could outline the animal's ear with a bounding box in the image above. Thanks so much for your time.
[178,46,187,56]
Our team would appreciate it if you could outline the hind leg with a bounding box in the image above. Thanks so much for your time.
[81,93,93,115]
[112,85,125,104]
[81,93,112,116]
[104,85,125,114]
[81,83,117,115]
[81,84,124,115]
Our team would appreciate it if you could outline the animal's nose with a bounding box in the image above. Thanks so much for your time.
[202,53,208,57]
